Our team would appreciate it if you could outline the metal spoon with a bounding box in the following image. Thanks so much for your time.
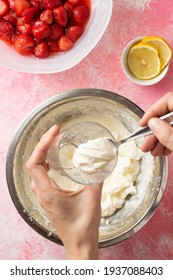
[106,111,173,171]
[109,111,173,153]
[59,112,173,184]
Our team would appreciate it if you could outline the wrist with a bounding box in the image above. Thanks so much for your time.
[54,225,100,260]
[63,232,99,260]
[65,242,99,260]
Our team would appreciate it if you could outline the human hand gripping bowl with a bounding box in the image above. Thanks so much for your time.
[26,124,102,260]
[46,113,173,185]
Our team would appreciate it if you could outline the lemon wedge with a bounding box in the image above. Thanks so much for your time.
[127,43,161,80]
[141,36,172,70]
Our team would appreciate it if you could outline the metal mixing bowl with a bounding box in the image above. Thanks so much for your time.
[6,89,168,248]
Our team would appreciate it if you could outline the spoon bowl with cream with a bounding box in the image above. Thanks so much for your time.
[46,122,117,185]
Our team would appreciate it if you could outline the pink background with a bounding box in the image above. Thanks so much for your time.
[0,0,173,259]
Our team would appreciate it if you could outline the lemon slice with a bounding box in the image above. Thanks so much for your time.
[127,43,161,80]
[141,36,172,70]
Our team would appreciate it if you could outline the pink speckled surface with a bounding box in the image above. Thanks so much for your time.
[1,0,173,260]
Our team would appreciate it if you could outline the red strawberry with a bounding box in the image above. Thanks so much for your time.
[32,20,52,39]
[50,23,64,40]
[33,42,49,58]
[64,3,73,17]
[43,0,62,10]
[34,37,43,44]
[14,33,34,55]
[72,5,89,24]
[40,9,53,25]
[8,0,15,9]
[0,20,15,40]
[14,0,30,17]
[66,25,82,42]
[0,0,9,18]
[53,6,67,27]
[17,19,32,35]
[66,0,79,6]
[0,0,90,58]
[21,7,40,23]
[47,39,59,52]
[29,0,43,8]
[3,11,17,25]
[59,35,73,51]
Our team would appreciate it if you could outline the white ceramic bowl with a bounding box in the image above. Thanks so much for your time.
[121,37,170,86]
[0,0,112,74]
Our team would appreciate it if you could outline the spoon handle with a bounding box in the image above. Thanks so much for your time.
[121,112,173,143]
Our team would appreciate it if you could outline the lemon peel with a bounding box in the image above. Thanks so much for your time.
[141,36,172,70]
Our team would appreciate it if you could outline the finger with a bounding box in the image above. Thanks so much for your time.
[163,148,172,156]
[148,118,173,152]
[151,141,165,156]
[140,92,173,126]
[141,135,158,152]
[44,162,49,171]
[28,125,60,167]
[26,125,60,186]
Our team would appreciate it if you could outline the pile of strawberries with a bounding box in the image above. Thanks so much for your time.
[0,0,90,58]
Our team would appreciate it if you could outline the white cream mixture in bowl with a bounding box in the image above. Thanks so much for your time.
[6,89,168,248]
[46,121,118,185]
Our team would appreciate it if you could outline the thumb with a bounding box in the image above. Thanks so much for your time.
[148,118,173,151]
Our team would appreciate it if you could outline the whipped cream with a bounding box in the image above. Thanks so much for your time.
[73,137,117,174]
[47,124,143,218]
[101,141,143,217]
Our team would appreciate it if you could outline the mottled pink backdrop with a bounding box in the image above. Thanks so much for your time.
[0,0,173,259]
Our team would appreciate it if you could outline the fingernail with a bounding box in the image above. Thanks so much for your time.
[148,118,161,131]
